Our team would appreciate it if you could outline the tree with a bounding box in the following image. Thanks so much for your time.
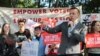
[83,0,100,13]
[15,0,38,8]
[0,0,12,7]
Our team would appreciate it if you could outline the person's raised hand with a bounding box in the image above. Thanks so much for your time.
[40,18,49,27]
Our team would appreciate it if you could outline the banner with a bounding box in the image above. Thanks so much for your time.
[0,7,70,44]
[85,33,100,48]
[81,14,100,26]
[0,7,70,33]
[81,14,100,33]
[0,7,86,54]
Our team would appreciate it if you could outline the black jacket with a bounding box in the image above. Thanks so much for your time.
[0,34,19,56]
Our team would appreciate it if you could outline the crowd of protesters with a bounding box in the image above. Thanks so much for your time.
[0,7,99,56]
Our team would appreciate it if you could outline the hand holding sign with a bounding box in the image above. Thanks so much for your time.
[40,18,49,27]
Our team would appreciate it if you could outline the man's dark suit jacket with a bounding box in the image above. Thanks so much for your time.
[43,22,85,54]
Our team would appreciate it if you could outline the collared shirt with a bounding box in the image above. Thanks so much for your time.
[68,18,79,37]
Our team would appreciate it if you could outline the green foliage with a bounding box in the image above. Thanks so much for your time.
[0,0,100,13]
[83,0,100,13]
[0,0,11,7]
[16,0,38,8]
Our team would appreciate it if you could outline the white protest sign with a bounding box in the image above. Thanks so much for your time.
[21,41,39,56]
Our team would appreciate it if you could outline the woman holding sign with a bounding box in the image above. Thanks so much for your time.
[85,21,100,56]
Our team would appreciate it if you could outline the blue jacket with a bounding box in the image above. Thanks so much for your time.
[32,36,45,56]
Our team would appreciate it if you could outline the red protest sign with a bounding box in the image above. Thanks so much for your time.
[85,33,100,48]
[42,32,61,44]
[41,18,61,44]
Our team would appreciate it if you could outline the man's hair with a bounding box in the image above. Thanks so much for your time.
[70,7,80,14]
[18,19,26,24]
[34,26,41,31]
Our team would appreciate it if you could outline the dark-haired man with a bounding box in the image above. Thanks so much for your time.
[15,19,31,56]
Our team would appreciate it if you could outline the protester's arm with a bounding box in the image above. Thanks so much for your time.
[80,26,87,42]
[13,34,22,48]
[71,24,87,42]
[16,42,22,47]
[15,36,22,48]
[42,23,63,34]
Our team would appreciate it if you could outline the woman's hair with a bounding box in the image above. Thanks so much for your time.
[25,29,31,39]
[90,21,100,33]
[1,23,10,35]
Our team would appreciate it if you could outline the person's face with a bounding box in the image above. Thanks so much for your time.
[94,21,100,32]
[69,9,80,21]
[18,22,25,29]
[4,24,10,33]
[34,29,41,36]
